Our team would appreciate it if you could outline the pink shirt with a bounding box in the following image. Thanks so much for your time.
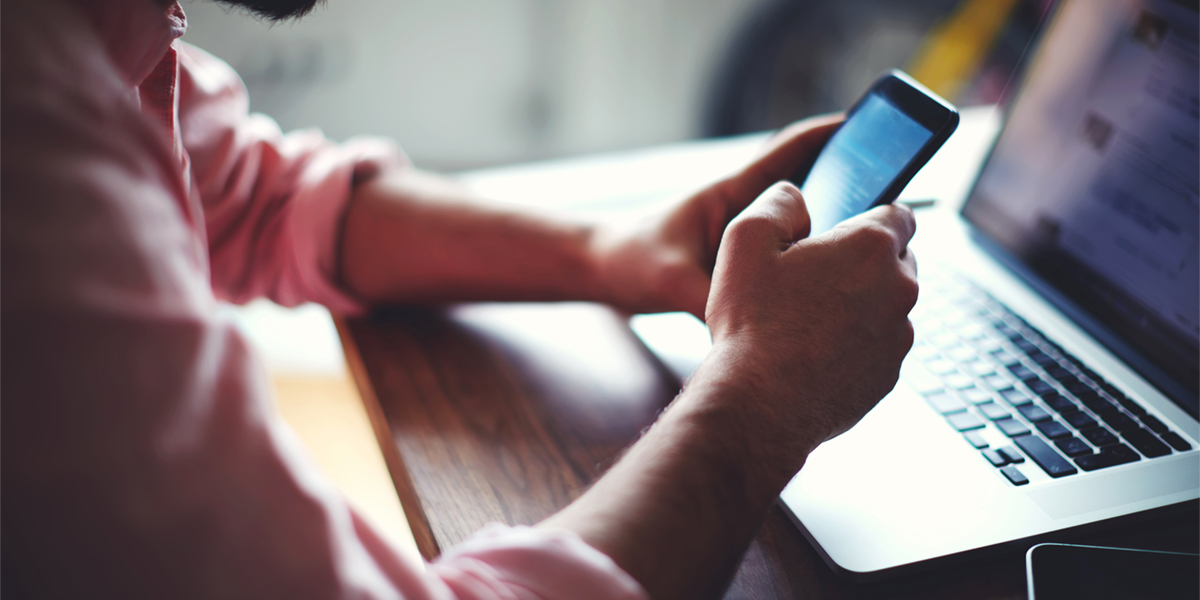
[1,1,646,598]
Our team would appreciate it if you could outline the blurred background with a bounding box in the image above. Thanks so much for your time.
[180,0,1051,171]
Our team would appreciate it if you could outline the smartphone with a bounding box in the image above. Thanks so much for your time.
[1026,543,1200,600]
[791,69,959,235]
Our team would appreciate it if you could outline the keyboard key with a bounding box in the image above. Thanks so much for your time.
[1028,350,1056,366]
[1041,360,1070,374]
[983,374,1011,390]
[1015,435,1077,477]
[969,337,1002,353]
[1055,437,1092,457]
[1043,393,1078,414]
[1000,465,1029,486]
[1161,432,1193,452]
[963,430,989,449]
[1024,379,1055,396]
[959,386,992,404]
[996,418,1031,437]
[956,321,987,338]
[925,392,967,414]
[1075,443,1140,471]
[1081,426,1120,447]
[1101,411,1140,432]
[947,412,986,431]
[1064,380,1092,396]
[929,332,959,348]
[997,446,1025,464]
[1036,420,1072,439]
[998,387,1033,407]
[965,361,996,377]
[925,358,957,375]
[982,449,1008,467]
[1013,338,1037,352]
[1080,395,1117,414]
[926,355,955,369]
[942,373,976,389]
[1110,393,1146,416]
[1045,365,1072,381]
[1007,364,1036,380]
[1138,414,1169,434]
[978,401,1011,420]
[1122,429,1171,458]
[1017,404,1052,422]
[1063,411,1097,430]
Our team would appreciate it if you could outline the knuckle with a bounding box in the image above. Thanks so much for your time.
[900,319,916,352]
[898,275,920,311]
[726,214,777,241]
[888,202,916,226]
[851,224,897,259]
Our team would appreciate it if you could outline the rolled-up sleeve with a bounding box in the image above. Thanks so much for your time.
[432,525,646,600]
[176,42,397,314]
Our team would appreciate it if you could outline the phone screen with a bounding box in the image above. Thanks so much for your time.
[800,93,934,235]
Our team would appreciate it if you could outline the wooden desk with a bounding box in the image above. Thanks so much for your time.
[339,303,1196,599]
[337,111,1198,597]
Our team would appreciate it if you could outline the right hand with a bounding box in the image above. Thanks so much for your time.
[697,181,919,461]
[538,182,917,600]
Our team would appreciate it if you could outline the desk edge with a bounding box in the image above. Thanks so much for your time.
[334,315,442,561]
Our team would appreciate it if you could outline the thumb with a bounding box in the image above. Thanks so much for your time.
[720,114,843,218]
[722,182,812,255]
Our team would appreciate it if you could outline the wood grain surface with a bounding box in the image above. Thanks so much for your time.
[341,302,1198,599]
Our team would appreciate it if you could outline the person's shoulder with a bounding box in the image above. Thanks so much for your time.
[176,41,248,105]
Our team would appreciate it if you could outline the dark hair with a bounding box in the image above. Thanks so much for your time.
[214,0,324,21]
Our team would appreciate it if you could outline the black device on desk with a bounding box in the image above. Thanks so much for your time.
[1027,543,1200,600]
[792,69,958,235]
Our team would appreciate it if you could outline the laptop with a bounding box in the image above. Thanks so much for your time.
[632,0,1199,580]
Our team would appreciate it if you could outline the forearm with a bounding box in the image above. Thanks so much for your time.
[340,168,605,305]
[538,345,820,600]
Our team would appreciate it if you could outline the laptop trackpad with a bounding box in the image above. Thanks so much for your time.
[1028,456,1199,520]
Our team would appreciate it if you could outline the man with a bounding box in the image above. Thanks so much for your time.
[1,0,918,598]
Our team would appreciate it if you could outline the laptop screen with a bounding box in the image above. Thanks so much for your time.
[962,0,1199,412]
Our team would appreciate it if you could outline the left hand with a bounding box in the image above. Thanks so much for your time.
[589,114,843,319]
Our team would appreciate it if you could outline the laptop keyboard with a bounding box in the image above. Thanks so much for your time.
[904,268,1193,486]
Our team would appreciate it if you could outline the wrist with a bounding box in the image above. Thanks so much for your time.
[675,345,823,497]
[583,220,635,309]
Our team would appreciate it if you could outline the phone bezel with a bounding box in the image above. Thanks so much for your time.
[850,70,959,208]
[791,69,959,209]
[867,70,959,136]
